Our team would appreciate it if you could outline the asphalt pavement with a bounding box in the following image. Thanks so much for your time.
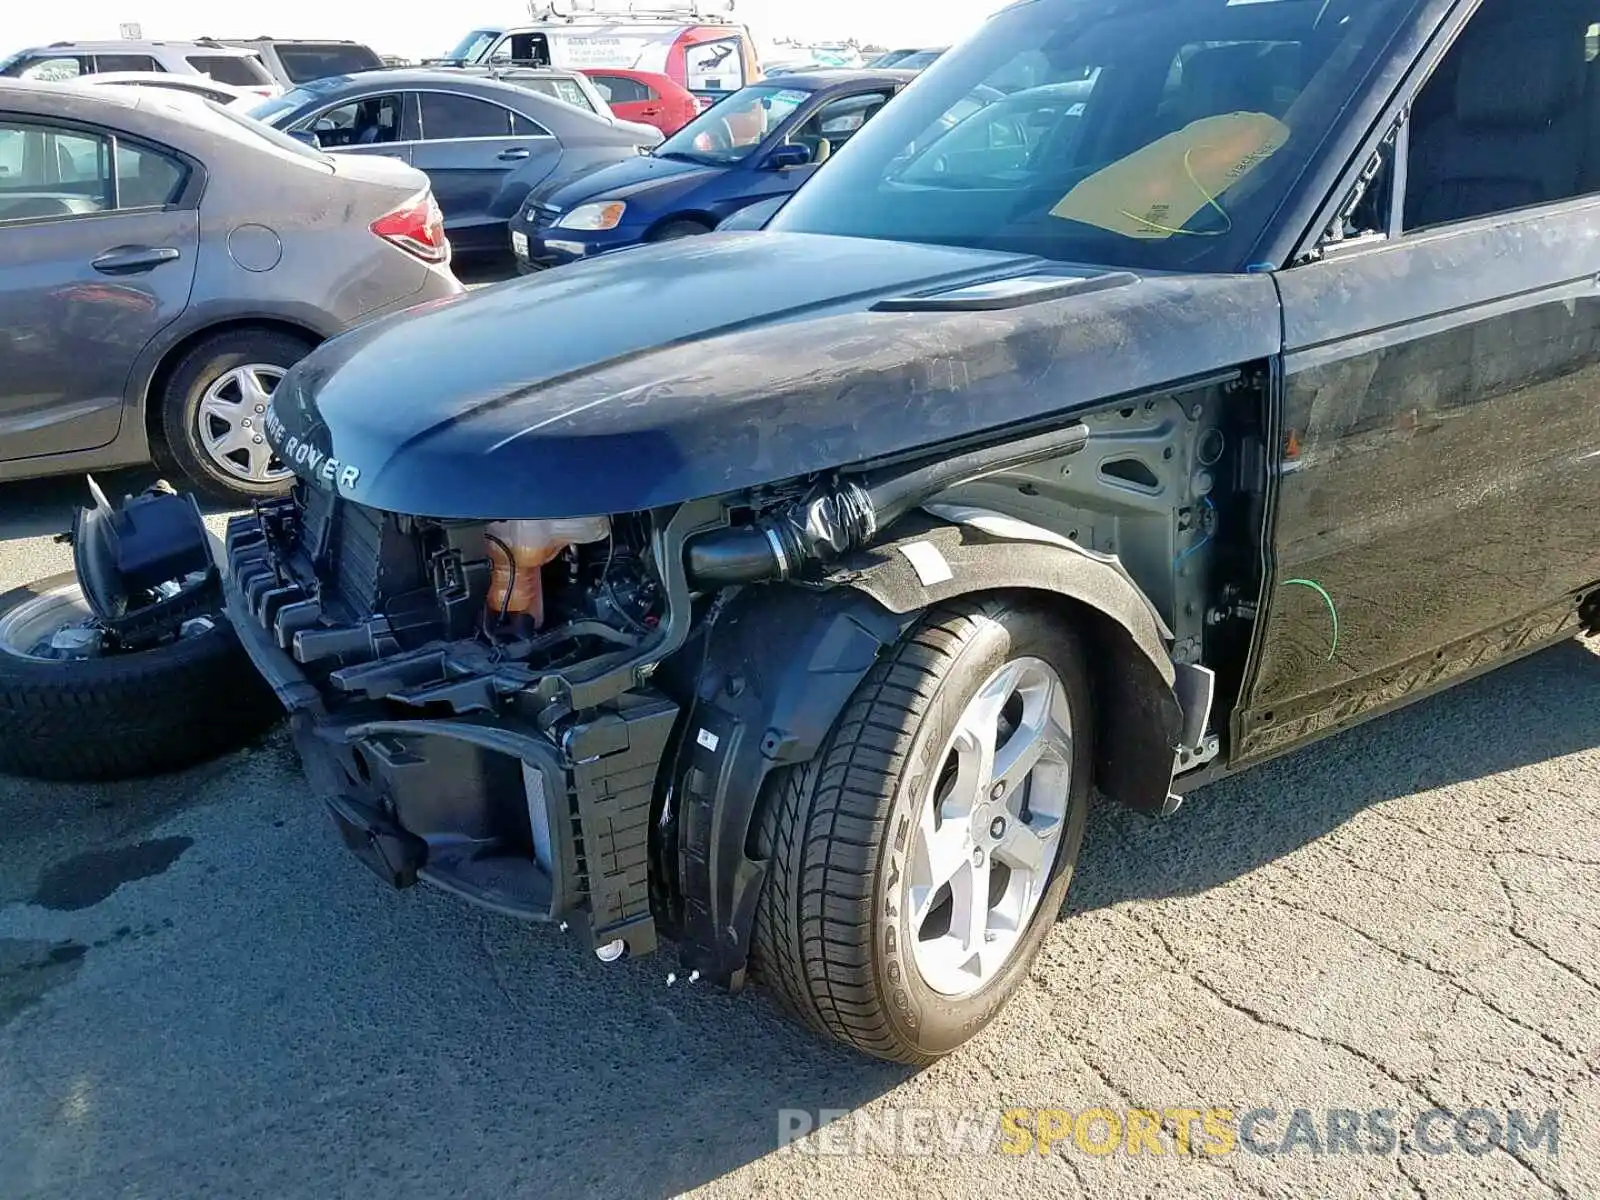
[2,289,1598,1197]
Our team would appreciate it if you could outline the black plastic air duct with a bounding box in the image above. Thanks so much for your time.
[685,423,1090,587]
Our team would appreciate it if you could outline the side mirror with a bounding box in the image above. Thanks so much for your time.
[764,143,811,171]
[287,129,322,149]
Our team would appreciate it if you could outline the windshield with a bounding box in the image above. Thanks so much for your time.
[655,84,812,165]
[774,0,1422,273]
[448,29,503,62]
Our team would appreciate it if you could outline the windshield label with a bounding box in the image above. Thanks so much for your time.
[1050,112,1289,239]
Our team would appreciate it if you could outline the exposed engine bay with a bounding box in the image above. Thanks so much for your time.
[224,375,1265,980]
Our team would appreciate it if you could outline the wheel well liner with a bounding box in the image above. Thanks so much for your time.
[667,516,1182,989]
[831,517,1182,818]
[140,318,322,449]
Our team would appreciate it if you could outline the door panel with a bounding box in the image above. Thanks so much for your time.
[613,100,657,125]
[1239,205,1600,759]
[409,91,559,252]
[0,209,198,459]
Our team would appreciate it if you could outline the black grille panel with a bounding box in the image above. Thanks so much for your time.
[332,499,387,617]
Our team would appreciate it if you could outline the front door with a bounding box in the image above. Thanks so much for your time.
[0,118,197,461]
[1238,1,1600,761]
[408,90,560,253]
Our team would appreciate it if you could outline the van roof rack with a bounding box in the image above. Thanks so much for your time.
[525,0,737,24]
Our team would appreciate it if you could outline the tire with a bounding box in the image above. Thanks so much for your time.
[0,574,283,782]
[751,597,1093,1064]
[154,328,316,506]
[649,219,712,242]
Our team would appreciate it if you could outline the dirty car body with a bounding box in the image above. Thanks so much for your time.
[222,0,1600,1061]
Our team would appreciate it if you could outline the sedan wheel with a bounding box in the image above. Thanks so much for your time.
[155,328,316,505]
[196,364,293,487]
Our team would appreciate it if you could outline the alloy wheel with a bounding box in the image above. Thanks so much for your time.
[905,656,1074,997]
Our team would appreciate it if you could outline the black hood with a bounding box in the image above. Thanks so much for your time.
[270,231,1281,519]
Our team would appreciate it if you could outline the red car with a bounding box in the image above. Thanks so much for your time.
[580,68,699,137]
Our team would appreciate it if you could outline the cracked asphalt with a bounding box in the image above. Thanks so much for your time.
[2,462,1598,1199]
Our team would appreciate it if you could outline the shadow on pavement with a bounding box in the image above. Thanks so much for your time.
[1067,636,1600,916]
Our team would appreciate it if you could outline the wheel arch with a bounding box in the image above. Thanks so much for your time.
[668,517,1183,990]
[836,517,1184,821]
[136,317,326,452]
[644,211,717,240]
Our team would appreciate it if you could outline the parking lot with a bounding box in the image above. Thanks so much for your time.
[2,444,1597,1197]
[4,12,1600,1194]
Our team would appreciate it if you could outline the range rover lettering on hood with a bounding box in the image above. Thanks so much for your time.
[264,406,360,492]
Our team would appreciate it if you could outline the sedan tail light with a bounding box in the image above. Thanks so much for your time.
[370,192,449,264]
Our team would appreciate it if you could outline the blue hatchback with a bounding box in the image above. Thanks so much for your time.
[509,69,917,269]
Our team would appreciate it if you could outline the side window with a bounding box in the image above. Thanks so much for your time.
[301,94,403,148]
[95,54,163,73]
[510,112,551,137]
[6,55,86,81]
[186,54,269,87]
[418,92,513,140]
[792,92,892,163]
[115,143,187,208]
[685,38,745,92]
[0,122,112,223]
[552,79,594,112]
[594,75,651,105]
[1405,0,1594,230]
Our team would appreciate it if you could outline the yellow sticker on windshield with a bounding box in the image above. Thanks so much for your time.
[1050,112,1290,239]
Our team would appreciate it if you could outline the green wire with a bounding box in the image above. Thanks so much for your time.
[1283,578,1339,662]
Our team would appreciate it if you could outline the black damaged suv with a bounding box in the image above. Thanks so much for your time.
[224,0,1600,1063]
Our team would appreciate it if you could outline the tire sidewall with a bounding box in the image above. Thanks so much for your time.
[875,603,1093,1057]
[159,331,312,502]
[0,573,282,781]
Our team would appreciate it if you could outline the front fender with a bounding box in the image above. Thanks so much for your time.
[831,516,1184,820]
[669,516,1184,989]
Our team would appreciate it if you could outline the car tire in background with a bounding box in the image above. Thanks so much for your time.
[648,219,713,242]
[751,598,1094,1065]
[0,573,283,783]
[154,328,317,506]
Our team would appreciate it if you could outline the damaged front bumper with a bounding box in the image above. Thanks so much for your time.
[219,502,677,960]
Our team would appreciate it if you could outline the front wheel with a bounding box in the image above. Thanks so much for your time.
[752,597,1093,1064]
